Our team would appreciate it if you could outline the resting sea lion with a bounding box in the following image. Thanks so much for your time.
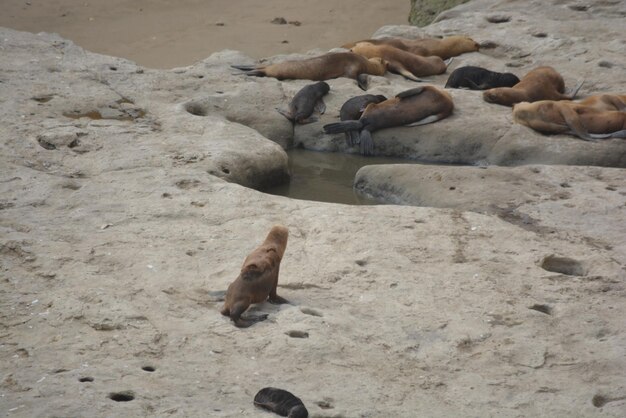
[220,225,289,328]
[232,52,387,90]
[483,66,583,106]
[323,86,454,155]
[512,100,626,141]
[577,94,626,112]
[254,387,308,418]
[343,35,480,59]
[277,81,330,124]
[445,66,520,89]
[350,42,449,81]
[339,94,387,145]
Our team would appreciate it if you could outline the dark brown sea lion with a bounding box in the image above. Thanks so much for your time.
[483,66,583,107]
[577,94,626,112]
[231,52,387,90]
[339,94,387,145]
[350,42,449,81]
[254,387,308,418]
[277,81,330,124]
[220,225,289,328]
[323,86,454,155]
[445,66,520,89]
[343,35,480,59]
[512,100,626,141]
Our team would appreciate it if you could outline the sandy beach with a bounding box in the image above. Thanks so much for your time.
[1,0,409,68]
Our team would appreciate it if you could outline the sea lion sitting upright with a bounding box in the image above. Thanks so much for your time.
[276,81,330,124]
[323,86,454,155]
[231,52,387,90]
[483,66,583,107]
[445,66,520,90]
[254,387,308,418]
[577,94,626,112]
[339,94,387,145]
[350,42,449,81]
[512,100,626,141]
[220,225,289,328]
[343,35,480,59]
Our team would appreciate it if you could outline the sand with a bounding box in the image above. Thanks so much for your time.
[0,0,409,69]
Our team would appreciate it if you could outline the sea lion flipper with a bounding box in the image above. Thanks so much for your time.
[565,79,584,99]
[463,78,481,90]
[598,130,626,139]
[234,313,269,328]
[314,99,326,115]
[268,295,289,304]
[356,74,369,91]
[396,87,426,99]
[231,64,256,71]
[359,130,375,156]
[276,107,294,121]
[405,114,441,127]
[387,61,425,82]
[558,104,593,140]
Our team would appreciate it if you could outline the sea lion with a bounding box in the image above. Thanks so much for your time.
[277,81,330,124]
[254,387,308,418]
[577,94,626,112]
[339,94,387,145]
[343,35,480,59]
[220,225,289,328]
[512,100,626,141]
[483,66,583,106]
[323,86,454,155]
[231,52,387,90]
[445,66,520,90]
[350,42,449,81]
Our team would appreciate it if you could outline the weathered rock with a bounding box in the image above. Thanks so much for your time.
[1,0,626,417]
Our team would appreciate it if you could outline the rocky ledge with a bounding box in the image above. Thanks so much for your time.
[1,0,625,417]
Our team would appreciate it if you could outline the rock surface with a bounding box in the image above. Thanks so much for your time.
[1,1,625,418]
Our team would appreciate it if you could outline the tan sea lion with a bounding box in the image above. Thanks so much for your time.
[483,66,583,107]
[220,225,289,328]
[577,94,626,112]
[232,52,387,90]
[323,86,454,155]
[512,100,626,141]
[343,35,480,59]
[276,81,330,124]
[350,42,448,81]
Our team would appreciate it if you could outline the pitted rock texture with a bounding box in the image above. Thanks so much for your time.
[1,0,625,417]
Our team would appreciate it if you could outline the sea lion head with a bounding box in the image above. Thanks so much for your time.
[483,88,502,103]
[500,72,521,87]
[511,102,534,123]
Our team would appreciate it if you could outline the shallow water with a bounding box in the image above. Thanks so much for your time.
[263,148,417,205]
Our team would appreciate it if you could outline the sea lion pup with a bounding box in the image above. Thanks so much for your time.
[350,42,449,81]
[276,81,330,124]
[231,52,387,90]
[254,387,308,418]
[220,225,289,328]
[512,100,626,141]
[483,66,584,107]
[343,35,480,59]
[445,66,520,90]
[339,94,387,145]
[323,86,454,155]
[577,94,626,112]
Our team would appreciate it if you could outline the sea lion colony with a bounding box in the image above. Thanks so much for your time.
[226,34,625,416]
[232,34,624,153]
